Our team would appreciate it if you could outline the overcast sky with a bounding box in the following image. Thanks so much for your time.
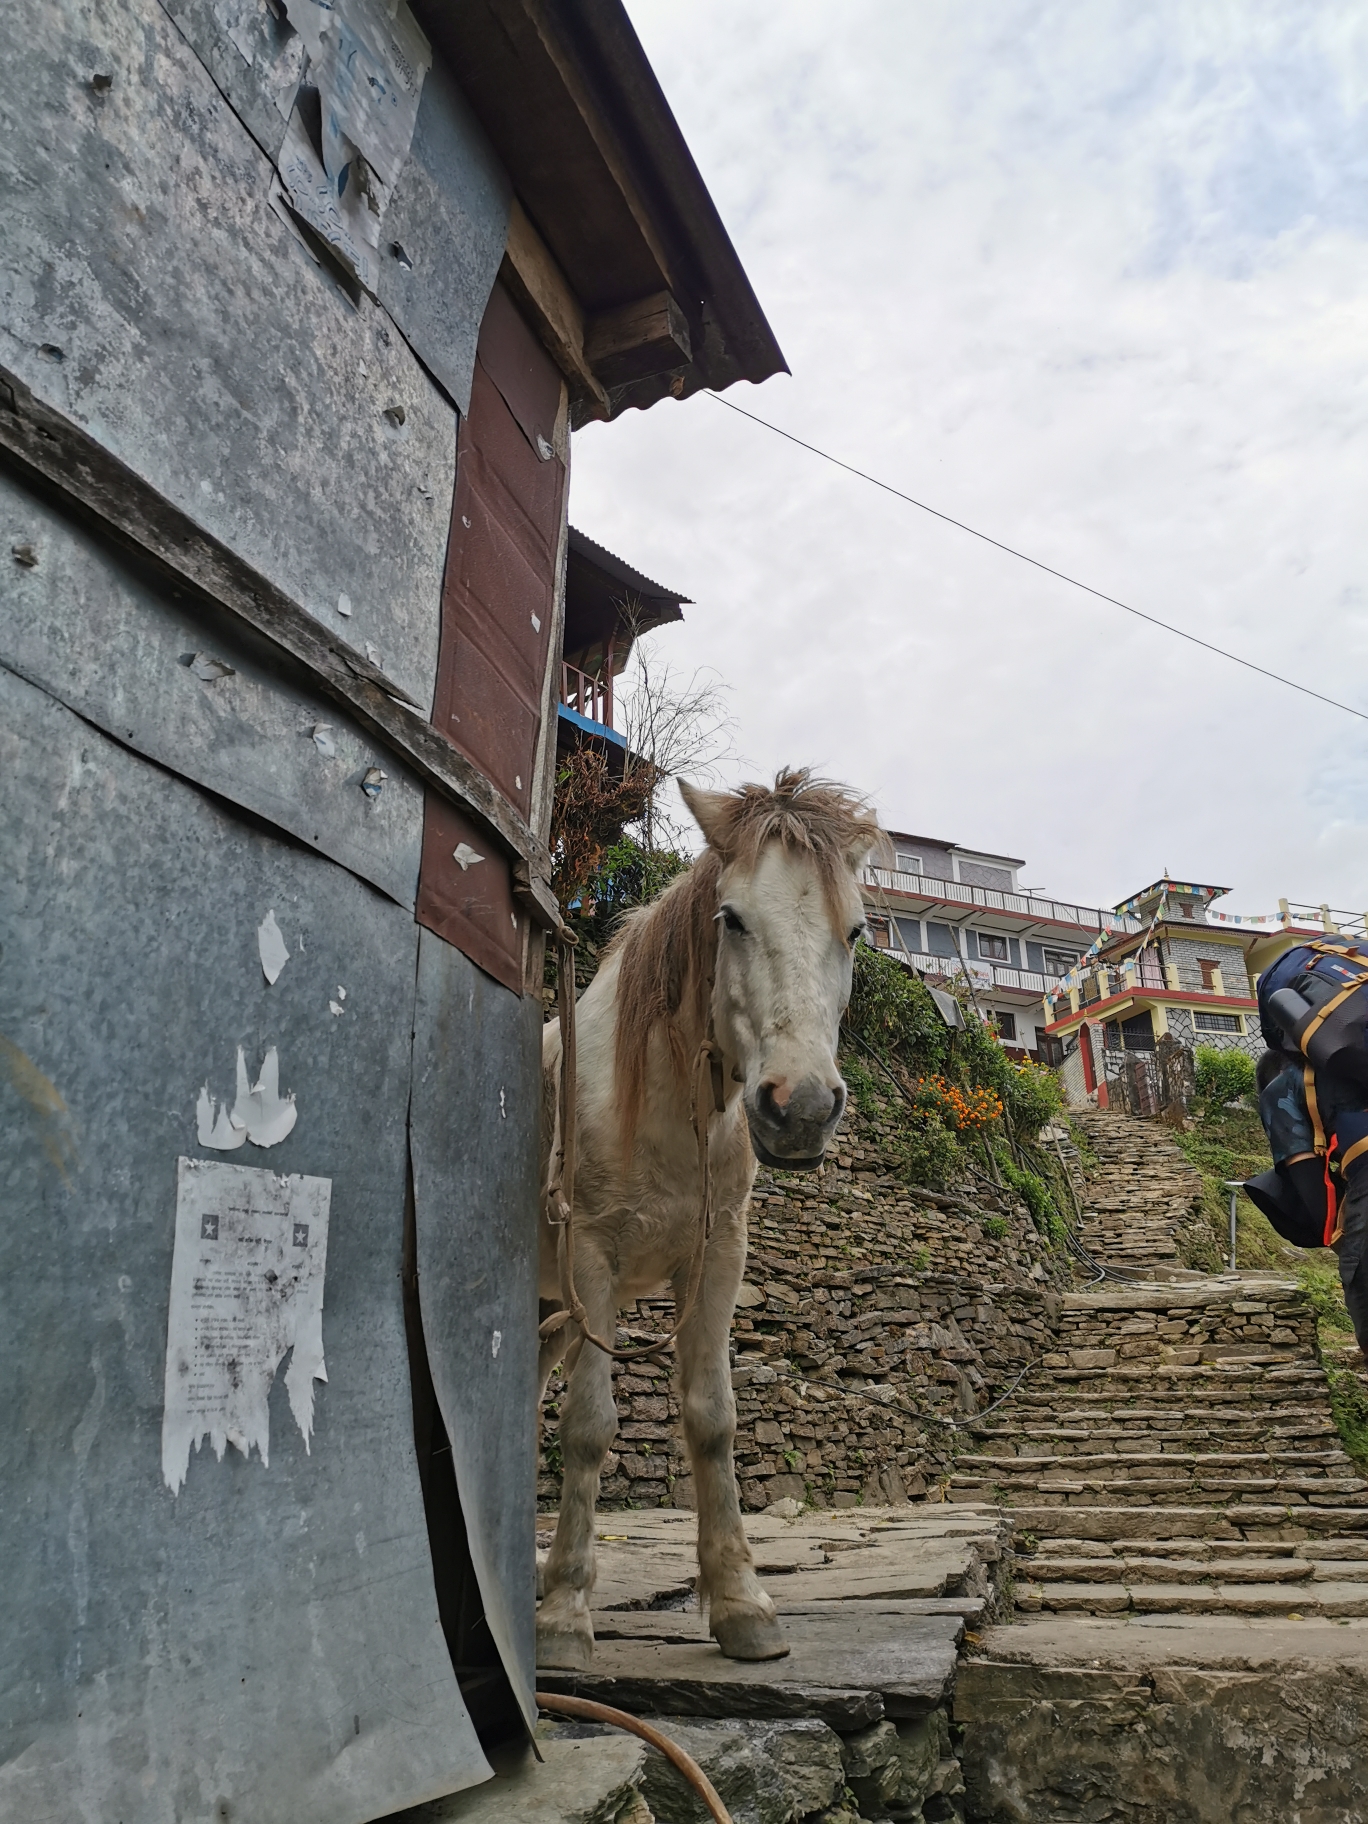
[568,1,1368,917]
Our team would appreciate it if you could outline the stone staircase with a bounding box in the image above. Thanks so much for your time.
[948,1111,1368,1619]
[1066,1108,1204,1276]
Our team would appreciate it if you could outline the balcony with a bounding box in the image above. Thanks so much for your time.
[558,661,626,749]
[862,867,1140,937]
[875,945,1061,1001]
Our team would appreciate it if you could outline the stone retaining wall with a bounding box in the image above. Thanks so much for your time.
[539,1100,1067,1512]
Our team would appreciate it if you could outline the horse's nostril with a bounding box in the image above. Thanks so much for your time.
[831,1083,846,1122]
[757,1079,788,1123]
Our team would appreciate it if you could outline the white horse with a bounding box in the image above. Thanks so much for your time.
[536,769,881,1670]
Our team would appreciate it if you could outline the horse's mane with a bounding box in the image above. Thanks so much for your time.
[608,767,882,1153]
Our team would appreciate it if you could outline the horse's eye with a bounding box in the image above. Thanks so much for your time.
[849,924,866,947]
[721,906,747,935]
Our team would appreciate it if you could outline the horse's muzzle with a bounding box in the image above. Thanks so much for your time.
[746,1077,845,1173]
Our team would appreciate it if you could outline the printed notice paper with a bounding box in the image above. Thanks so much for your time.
[162,1157,331,1494]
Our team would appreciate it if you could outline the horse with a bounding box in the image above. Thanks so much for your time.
[536,768,881,1670]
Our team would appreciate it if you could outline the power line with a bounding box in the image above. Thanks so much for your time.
[708,393,1368,726]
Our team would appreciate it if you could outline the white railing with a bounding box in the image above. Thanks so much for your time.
[862,868,1139,936]
[879,946,1058,997]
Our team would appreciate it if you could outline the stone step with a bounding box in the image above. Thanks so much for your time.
[953,1472,1368,1500]
[1016,1580,1368,1618]
[1018,1555,1318,1585]
[958,1450,1353,1473]
[1025,1535,1368,1564]
[1010,1504,1368,1540]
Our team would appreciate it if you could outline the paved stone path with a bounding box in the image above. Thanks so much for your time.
[953,1109,1368,1619]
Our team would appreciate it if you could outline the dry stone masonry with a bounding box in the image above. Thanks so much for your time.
[539,1095,1065,1514]
[1066,1108,1206,1274]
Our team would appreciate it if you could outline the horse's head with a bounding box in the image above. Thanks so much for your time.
[681,770,881,1171]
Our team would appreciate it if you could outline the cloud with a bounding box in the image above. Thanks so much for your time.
[571,0,1368,914]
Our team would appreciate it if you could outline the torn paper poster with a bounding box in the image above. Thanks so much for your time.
[311,723,336,756]
[276,0,430,294]
[257,909,290,984]
[197,1046,298,1150]
[283,0,430,191]
[162,1157,331,1494]
[452,843,483,870]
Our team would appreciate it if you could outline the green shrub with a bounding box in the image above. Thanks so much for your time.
[982,1216,1009,1240]
[1003,1056,1064,1140]
[1000,1157,1067,1247]
[1194,1046,1256,1107]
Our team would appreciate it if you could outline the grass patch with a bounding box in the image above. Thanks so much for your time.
[1171,1105,1292,1271]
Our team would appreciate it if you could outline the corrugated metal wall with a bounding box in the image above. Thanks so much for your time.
[0,1,559,1815]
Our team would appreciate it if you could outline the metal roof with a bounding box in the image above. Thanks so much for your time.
[420,0,788,419]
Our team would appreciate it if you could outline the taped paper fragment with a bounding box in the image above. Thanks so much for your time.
[452,843,484,870]
[276,0,431,296]
[198,1046,298,1149]
[257,909,290,984]
[162,1157,331,1494]
[311,723,336,757]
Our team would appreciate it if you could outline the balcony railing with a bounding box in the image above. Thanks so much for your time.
[875,945,1062,999]
[862,867,1140,936]
[561,662,614,730]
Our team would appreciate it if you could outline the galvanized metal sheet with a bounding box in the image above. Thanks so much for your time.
[377,59,512,418]
[409,927,542,1736]
[0,469,426,910]
[0,665,491,1822]
[0,0,456,714]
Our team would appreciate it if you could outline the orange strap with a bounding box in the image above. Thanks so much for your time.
[1305,1066,1326,1155]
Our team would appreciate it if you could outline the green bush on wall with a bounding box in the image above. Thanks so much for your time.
[1194,1046,1256,1108]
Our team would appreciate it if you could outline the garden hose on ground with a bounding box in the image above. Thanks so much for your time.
[535,1692,734,1824]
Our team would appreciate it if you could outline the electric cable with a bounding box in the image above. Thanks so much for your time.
[708,394,1368,725]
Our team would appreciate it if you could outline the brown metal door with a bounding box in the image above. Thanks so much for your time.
[417,282,567,993]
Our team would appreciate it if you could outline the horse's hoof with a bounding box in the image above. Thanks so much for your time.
[710,1605,789,1661]
[535,1620,595,1671]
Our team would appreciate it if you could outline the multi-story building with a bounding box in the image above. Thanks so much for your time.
[1040,880,1368,1104]
[1041,879,1259,1101]
[861,832,1141,1058]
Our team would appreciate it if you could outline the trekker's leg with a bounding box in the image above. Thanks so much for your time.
[675,1212,788,1661]
[1338,1175,1368,1360]
[537,1260,618,1670]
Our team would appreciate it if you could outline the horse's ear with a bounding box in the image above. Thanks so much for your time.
[679,779,735,854]
[850,826,889,873]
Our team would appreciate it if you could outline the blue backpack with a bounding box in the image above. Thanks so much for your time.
[1255,936,1368,1243]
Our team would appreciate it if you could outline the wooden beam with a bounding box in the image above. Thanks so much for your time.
[0,364,560,920]
[501,198,611,421]
[583,291,692,389]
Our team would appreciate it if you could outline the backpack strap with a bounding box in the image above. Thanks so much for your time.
[1305,1065,1327,1155]
[1300,978,1368,1053]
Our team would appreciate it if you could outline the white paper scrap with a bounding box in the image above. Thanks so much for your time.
[329,1001,344,1017]
[337,591,352,617]
[161,1157,331,1494]
[198,1047,298,1150]
[312,723,336,757]
[452,843,484,870]
[257,909,290,985]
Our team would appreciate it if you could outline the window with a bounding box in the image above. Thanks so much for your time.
[894,852,923,874]
[992,1010,1017,1041]
[894,915,922,952]
[1043,950,1078,977]
[1194,1011,1242,1033]
[1198,959,1221,990]
[978,932,1010,963]
[867,914,891,948]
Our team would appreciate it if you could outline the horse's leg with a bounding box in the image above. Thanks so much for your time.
[536,1257,617,1670]
[675,1215,788,1661]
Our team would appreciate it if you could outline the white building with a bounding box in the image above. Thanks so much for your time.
[862,831,1141,1058]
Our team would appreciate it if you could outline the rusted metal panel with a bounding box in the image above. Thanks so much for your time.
[417,285,567,991]
[409,928,543,1737]
[0,663,491,1822]
[416,791,527,996]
